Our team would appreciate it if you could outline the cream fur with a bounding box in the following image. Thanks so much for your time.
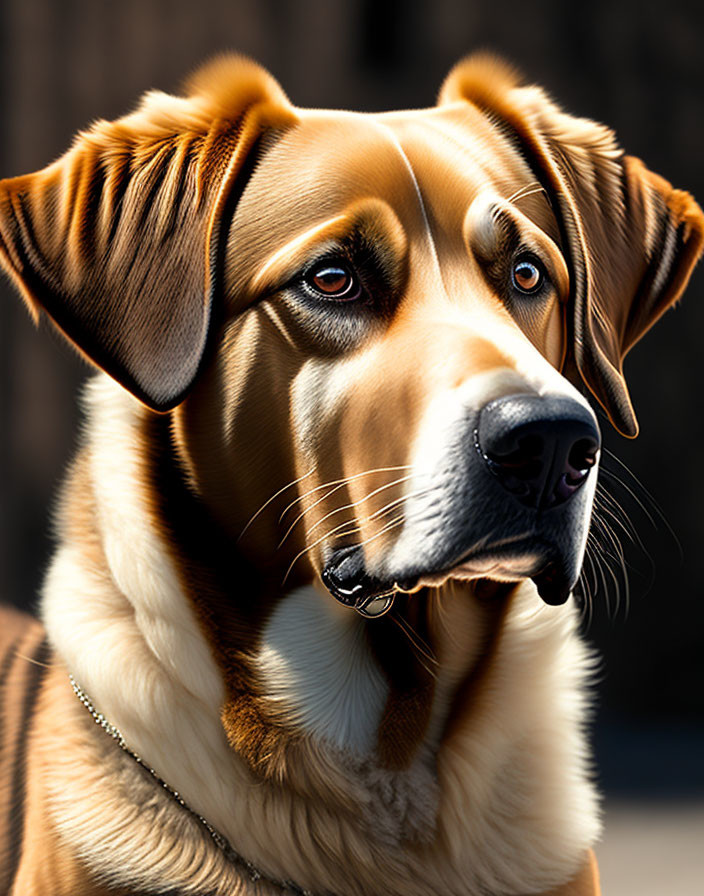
[257,585,389,753]
[40,376,600,896]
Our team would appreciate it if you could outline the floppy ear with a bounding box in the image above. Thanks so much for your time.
[440,55,704,437]
[0,56,294,411]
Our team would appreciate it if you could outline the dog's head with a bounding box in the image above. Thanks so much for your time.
[1,55,702,621]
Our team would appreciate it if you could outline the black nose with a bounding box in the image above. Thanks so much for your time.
[476,394,600,510]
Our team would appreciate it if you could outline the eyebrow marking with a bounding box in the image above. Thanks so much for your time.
[489,203,521,241]
[507,182,547,205]
[375,122,445,289]
[252,214,348,290]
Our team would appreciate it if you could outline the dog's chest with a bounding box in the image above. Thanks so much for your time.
[256,585,389,752]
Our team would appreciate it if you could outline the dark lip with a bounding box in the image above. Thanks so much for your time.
[322,534,574,609]
[416,537,575,605]
[321,546,412,610]
[404,531,544,574]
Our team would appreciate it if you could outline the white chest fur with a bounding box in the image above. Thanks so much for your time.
[256,585,389,754]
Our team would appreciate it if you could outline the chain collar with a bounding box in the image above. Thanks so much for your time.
[69,675,316,896]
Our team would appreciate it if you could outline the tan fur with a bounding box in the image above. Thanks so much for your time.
[0,609,601,895]
[441,55,704,436]
[2,52,701,894]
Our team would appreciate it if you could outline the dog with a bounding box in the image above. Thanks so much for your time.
[0,53,702,895]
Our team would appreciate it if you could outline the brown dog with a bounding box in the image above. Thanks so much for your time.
[0,54,701,895]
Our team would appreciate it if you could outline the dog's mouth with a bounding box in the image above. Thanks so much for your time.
[321,539,575,617]
[321,545,413,617]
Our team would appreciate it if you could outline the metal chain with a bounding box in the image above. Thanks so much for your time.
[69,675,314,896]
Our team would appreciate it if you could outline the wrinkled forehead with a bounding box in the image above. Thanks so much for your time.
[389,105,561,245]
[225,102,555,297]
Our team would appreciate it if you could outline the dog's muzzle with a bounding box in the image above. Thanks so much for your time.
[322,394,600,615]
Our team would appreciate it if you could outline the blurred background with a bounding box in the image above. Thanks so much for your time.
[0,0,702,890]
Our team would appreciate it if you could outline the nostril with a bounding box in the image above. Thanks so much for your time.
[543,437,599,507]
[486,453,542,480]
[548,437,599,507]
[485,435,544,477]
[568,438,599,475]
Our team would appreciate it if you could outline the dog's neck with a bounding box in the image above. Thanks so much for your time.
[40,376,600,895]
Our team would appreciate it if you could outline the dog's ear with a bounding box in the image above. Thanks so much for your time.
[440,55,704,437]
[0,56,294,411]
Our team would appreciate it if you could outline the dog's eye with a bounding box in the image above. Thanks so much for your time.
[512,257,545,294]
[305,261,361,301]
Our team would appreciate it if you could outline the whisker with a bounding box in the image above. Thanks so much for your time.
[595,487,643,550]
[599,466,657,531]
[597,477,643,536]
[302,481,434,546]
[602,447,667,512]
[389,614,438,680]
[432,587,451,626]
[350,515,406,552]
[390,612,438,668]
[279,473,414,549]
[595,482,656,581]
[601,448,682,562]
[281,518,363,587]
[277,465,413,524]
[580,556,594,625]
[591,518,626,574]
[279,479,349,525]
[591,532,616,621]
[580,544,597,628]
[587,544,605,627]
[593,512,628,592]
[282,496,437,588]
[507,181,546,204]
[291,514,407,586]
[604,552,625,621]
[237,466,315,541]
[281,499,437,592]
[368,485,435,522]
[593,513,631,619]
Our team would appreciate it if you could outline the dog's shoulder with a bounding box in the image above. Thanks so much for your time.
[0,606,50,892]
[0,605,50,772]
[0,606,199,895]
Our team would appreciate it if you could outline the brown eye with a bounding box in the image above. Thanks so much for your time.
[306,262,360,300]
[512,257,544,294]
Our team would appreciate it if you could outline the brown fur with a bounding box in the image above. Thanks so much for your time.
[2,52,702,894]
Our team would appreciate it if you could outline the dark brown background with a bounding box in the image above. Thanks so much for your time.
[1,0,703,797]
